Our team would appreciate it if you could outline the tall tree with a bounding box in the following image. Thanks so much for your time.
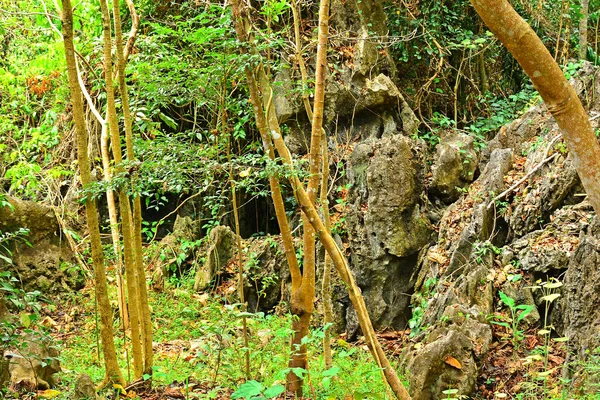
[61,0,125,386]
[470,0,600,215]
[98,0,144,379]
[285,0,330,394]
[111,0,154,377]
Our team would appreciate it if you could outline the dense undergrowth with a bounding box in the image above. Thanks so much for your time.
[49,275,393,400]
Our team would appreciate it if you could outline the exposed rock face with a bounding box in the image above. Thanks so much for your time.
[345,134,431,336]
[556,217,600,359]
[5,337,61,391]
[152,215,202,290]
[430,131,478,203]
[403,305,492,400]
[194,225,236,291]
[244,236,290,313]
[0,197,82,294]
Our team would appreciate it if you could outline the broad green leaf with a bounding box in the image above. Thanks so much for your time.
[498,291,514,308]
[263,384,285,399]
[232,380,264,400]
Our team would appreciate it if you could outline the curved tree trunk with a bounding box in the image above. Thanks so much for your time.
[61,0,125,386]
[471,0,600,216]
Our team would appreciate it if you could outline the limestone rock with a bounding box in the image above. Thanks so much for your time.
[194,225,236,291]
[556,228,600,358]
[404,305,492,400]
[6,337,60,391]
[244,236,290,313]
[508,152,579,238]
[0,197,81,294]
[73,374,98,400]
[345,135,431,336]
[430,132,478,203]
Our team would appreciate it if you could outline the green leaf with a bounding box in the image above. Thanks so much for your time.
[263,384,285,398]
[322,366,340,378]
[20,312,31,328]
[516,305,534,323]
[232,381,265,399]
[498,291,515,308]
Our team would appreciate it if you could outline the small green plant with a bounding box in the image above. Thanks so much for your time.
[408,277,438,337]
[490,291,534,348]
[231,380,285,399]
[473,240,501,264]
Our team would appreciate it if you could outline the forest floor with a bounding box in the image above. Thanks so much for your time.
[44,274,392,400]
[7,271,596,400]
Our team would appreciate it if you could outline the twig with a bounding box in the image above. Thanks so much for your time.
[53,210,92,278]
[487,133,562,209]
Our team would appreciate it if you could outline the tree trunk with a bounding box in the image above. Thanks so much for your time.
[111,0,154,377]
[286,0,330,395]
[229,4,411,398]
[470,0,600,215]
[98,0,144,380]
[61,0,125,386]
[580,0,589,60]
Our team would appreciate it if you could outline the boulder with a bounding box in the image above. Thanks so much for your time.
[0,197,82,294]
[404,305,492,400]
[430,131,478,203]
[556,221,600,359]
[73,374,98,400]
[345,134,431,336]
[5,336,60,391]
[244,236,290,313]
[194,226,237,291]
[151,215,202,290]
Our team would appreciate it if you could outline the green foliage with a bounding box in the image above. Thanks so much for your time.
[490,291,534,348]
[231,380,285,399]
[408,277,437,337]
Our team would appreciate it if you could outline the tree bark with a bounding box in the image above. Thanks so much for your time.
[98,0,144,379]
[580,0,589,60]
[471,0,600,216]
[61,0,125,386]
[111,0,154,377]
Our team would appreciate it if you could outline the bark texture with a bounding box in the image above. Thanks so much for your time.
[61,0,124,385]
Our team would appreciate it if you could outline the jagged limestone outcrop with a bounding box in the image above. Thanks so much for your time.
[345,134,431,336]
[430,131,479,203]
[5,336,61,391]
[0,197,82,293]
[194,225,237,291]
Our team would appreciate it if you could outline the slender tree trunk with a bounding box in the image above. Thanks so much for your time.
[111,0,154,377]
[229,3,411,398]
[291,0,334,369]
[61,0,125,386]
[580,0,589,60]
[470,0,600,215]
[99,0,144,379]
[320,138,334,370]
[286,0,330,394]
